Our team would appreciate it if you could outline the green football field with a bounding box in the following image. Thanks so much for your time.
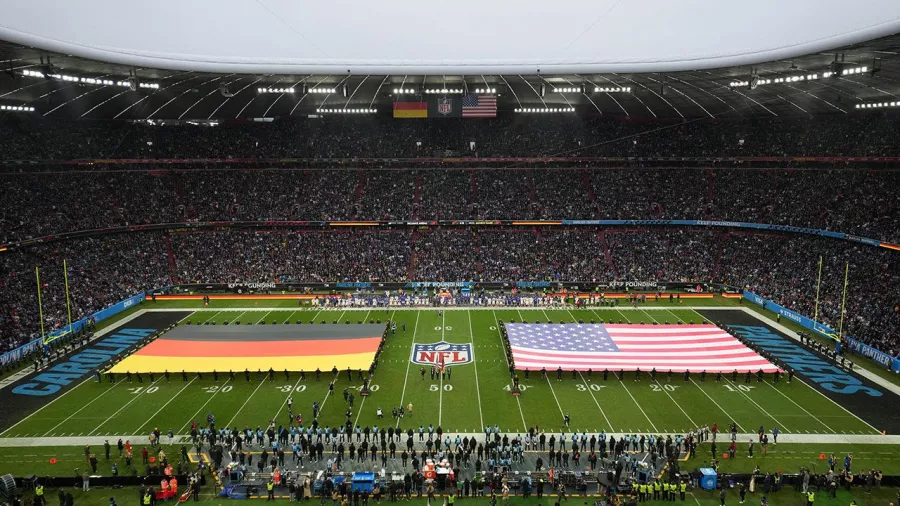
[0,303,882,440]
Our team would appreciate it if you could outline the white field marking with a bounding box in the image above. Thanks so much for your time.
[273,375,304,425]
[613,370,659,433]
[761,381,835,433]
[491,310,527,431]
[663,308,685,323]
[42,380,123,436]
[616,308,633,323]
[544,375,567,421]
[197,311,221,324]
[307,310,323,323]
[225,377,268,429]
[226,311,247,324]
[439,311,445,426]
[178,379,233,434]
[395,311,421,428]
[467,310,485,430]
[689,376,748,431]
[134,376,197,434]
[638,310,701,428]
[253,311,272,324]
[282,311,296,324]
[722,377,790,432]
[737,306,882,434]
[359,309,395,429]
[0,308,152,434]
[90,377,163,435]
[578,372,615,431]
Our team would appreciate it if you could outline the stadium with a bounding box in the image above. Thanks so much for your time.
[0,2,900,505]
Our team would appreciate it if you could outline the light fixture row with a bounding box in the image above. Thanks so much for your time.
[316,108,377,114]
[0,104,35,112]
[514,107,576,113]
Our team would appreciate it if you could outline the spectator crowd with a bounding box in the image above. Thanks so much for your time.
[0,115,897,365]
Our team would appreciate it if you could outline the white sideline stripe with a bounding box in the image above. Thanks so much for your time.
[2,432,899,448]
[0,309,150,434]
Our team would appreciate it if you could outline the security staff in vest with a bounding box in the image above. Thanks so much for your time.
[806,491,815,506]
[653,480,661,500]
[679,481,687,501]
[34,483,45,506]
[143,490,153,506]
[639,483,647,502]
[670,482,678,502]
[267,479,276,501]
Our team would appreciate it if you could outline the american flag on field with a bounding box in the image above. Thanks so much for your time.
[506,323,780,373]
[462,94,497,117]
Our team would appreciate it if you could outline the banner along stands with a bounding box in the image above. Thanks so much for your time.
[743,289,900,373]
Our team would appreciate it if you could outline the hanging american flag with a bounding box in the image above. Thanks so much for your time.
[462,94,497,117]
[506,323,780,373]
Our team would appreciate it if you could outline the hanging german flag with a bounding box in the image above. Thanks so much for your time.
[109,324,384,373]
[393,101,427,118]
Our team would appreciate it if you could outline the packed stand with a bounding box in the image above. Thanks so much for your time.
[0,232,170,348]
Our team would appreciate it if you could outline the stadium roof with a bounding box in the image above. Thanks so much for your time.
[2,0,900,75]
[1,7,900,119]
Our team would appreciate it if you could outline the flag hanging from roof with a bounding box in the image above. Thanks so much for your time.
[505,323,780,373]
[462,94,497,117]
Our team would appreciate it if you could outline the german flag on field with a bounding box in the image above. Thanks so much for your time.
[109,324,383,373]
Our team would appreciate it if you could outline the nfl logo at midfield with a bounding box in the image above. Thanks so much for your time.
[437,98,452,116]
[412,341,472,366]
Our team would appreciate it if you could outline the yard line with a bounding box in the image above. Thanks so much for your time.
[273,376,304,425]
[307,309,323,323]
[641,309,700,427]
[722,377,790,432]
[655,380,698,428]
[89,378,163,435]
[491,310,527,431]
[134,377,197,434]
[282,310,296,324]
[42,381,123,436]
[225,377,269,428]
[577,372,615,431]
[358,310,394,429]
[687,378,746,432]
[395,311,420,428]
[225,311,247,324]
[616,309,633,323]
[439,311,445,426]
[178,379,233,433]
[543,376,567,423]
[760,381,834,433]
[198,311,221,324]
[467,310,485,431]
[253,310,272,324]
[612,371,659,433]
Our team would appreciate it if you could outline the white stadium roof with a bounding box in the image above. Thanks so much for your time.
[2,0,900,75]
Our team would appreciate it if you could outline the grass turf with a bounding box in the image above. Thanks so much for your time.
[2,305,880,439]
